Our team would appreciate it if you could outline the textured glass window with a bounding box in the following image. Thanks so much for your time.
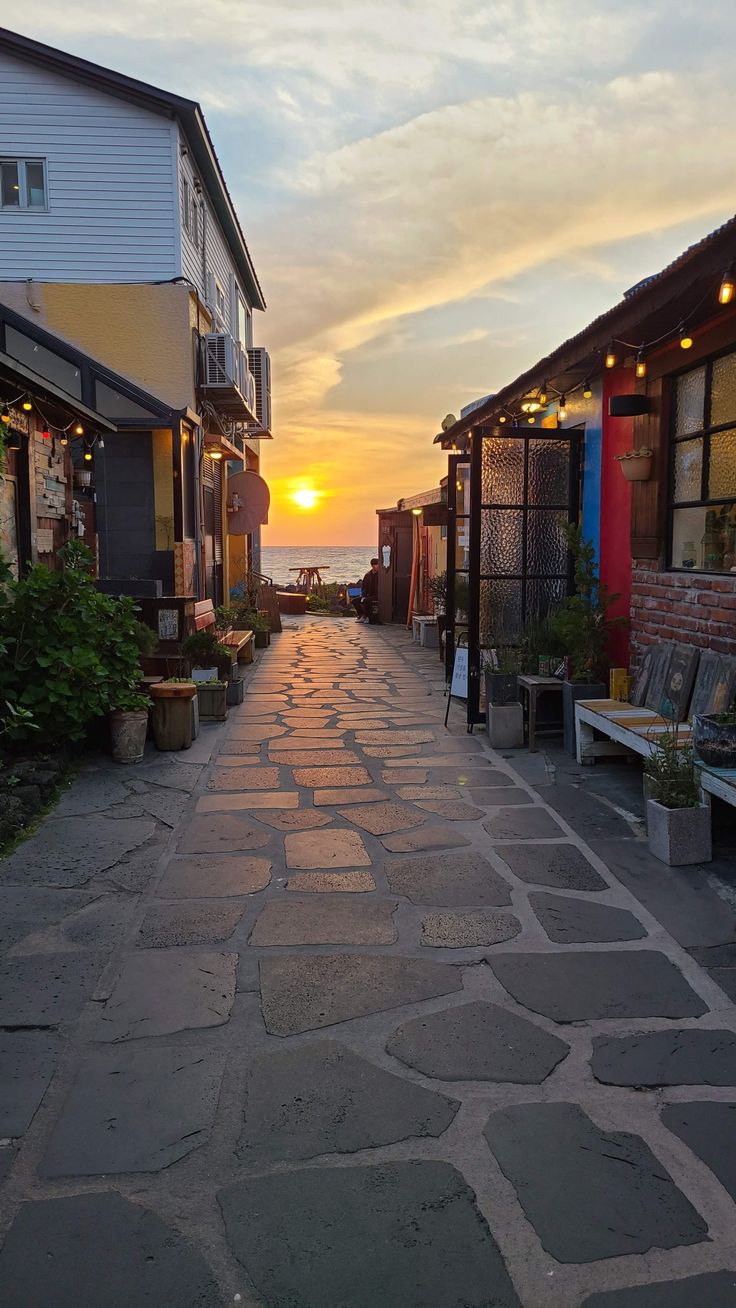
[709,429,736,499]
[674,366,706,436]
[480,578,522,644]
[527,509,568,575]
[527,577,566,621]
[710,352,736,427]
[481,437,524,505]
[673,438,703,503]
[528,440,569,504]
[480,509,523,575]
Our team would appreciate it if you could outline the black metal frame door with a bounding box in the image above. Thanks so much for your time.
[445,453,470,683]
[467,424,580,725]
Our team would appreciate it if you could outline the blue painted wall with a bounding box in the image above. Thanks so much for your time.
[540,381,603,563]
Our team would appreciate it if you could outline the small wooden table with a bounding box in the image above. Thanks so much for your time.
[518,675,564,752]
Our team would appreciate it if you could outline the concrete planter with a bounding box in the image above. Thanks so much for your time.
[485,669,518,707]
[563,680,606,756]
[646,798,712,866]
[109,710,148,764]
[487,702,524,748]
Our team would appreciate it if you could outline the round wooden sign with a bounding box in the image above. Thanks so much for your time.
[226,471,270,535]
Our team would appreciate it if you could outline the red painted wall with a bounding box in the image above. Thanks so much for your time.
[600,368,634,666]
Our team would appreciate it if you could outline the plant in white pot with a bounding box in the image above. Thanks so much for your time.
[644,728,711,866]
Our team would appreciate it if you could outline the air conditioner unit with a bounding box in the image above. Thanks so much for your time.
[203,333,239,389]
[247,346,272,433]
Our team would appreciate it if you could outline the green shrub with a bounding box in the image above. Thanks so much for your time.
[0,542,144,746]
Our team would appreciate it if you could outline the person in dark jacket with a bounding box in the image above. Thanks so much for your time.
[358,558,380,622]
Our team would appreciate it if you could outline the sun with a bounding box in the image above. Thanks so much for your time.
[291,488,319,510]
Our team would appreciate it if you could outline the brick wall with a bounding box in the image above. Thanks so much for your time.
[631,561,736,664]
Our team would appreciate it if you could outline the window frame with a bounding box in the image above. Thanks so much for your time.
[0,157,48,210]
[667,344,736,573]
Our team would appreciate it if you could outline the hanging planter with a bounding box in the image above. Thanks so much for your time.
[74,467,93,489]
[615,447,653,482]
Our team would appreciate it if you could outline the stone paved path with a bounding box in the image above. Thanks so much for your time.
[2,617,736,1306]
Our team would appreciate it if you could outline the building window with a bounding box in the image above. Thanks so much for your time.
[191,195,199,247]
[234,287,252,349]
[5,325,82,397]
[215,280,227,325]
[181,177,191,233]
[1,158,47,209]
[670,349,736,572]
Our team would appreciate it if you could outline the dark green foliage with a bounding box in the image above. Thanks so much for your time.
[0,542,144,746]
[181,630,230,664]
[549,525,626,682]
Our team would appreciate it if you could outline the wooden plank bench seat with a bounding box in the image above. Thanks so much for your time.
[574,644,736,812]
[222,630,255,666]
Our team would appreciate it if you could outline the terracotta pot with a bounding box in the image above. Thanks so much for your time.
[617,454,652,482]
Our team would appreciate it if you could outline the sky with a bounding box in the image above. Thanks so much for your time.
[3,1,736,544]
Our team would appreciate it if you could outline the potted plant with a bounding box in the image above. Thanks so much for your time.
[485,642,522,706]
[252,612,271,648]
[196,677,228,722]
[550,525,626,755]
[615,447,653,482]
[181,629,233,680]
[694,698,736,769]
[109,689,150,764]
[644,729,711,865]
[149,678,197,751]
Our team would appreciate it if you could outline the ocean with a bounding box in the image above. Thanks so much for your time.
[260,545,376,586]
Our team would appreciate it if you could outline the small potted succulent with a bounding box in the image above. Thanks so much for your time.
[149,678,197,751]
[109,689,150,764]
[615,446,653,481]
[196,677,228,722]
[644,729,711,866]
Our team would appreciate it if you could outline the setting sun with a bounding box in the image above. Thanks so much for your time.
[291,488,319,510]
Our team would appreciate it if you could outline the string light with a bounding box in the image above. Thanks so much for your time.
[22,397,32,412]
[538,382,549,407]
[83,447,93,462]
[558,394,567,422]
[527,415,536,425]
[520,394,542,413]
[97,435,105,450]
[499,414,507,423]
[582,379,593,399]
[719,262,735,306]
[605,343,617,369]
[0,408,9,425]
[635,349,647,379]
[74,422,84,436]
[41,426,51,441]
[679,323,693,350]
[59,433,69,447]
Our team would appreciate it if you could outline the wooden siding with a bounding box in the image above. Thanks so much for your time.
[177,128,255,328]
[0,51,179,281]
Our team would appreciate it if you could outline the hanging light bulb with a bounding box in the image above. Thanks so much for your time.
[635,350,647,379]
[97,435,105,450]
[538,381,549,407]
[719,262,735,306]
[582,379,593,399]
[520,394,541,413]
[22,397,32,412]
[605,343,617,369]
[499,414,507,423]
[74,422,84,436]
[41,426,51,441]
[83,447,93,462]
[0,407,10,425]
[679,323,693,350]
[59,433,69,447]
[527,415,536,425]
[558,394,567,422]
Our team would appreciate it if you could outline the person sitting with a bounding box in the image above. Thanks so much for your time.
[358,558,380,623]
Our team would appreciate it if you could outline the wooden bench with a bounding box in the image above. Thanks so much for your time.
[222,629,255,667]
[574,644,736,811]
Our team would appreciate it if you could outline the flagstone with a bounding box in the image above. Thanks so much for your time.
[662,1102,736,1202]
[492,843,608,891]
[207,765,281,790]
[0,952,108,1027]
[218,1161,521,1308]
[156,854,272,898]
[217,740,265,755]
[489,951,707,1022]
[284,828,372,869]
[384,850,512,905]
[293,766,373,789]
[592,1029,736,1086]
[0,815,156,889]
[470,786,532,806]
[137,902,244,947]
[530,893,647,943]
[381,825,471,853]
[249,897,397,946]
[177,814,271,852]
[482,807,565,840]
[355,730,435,745]
[484,1102,708,1262]
[286,871,377,893]
[420,909,521,948]
[387,1001,568,1082]
[383,768,429,784]
[0,1193,221,1308]
[260,953,461,1035]
[269,749,362,765]
[41,1045,225,1176]
[339,800,426,835]
[362,744,422,758]
[225,723,288,741]
[255,809,334,831]
[415,799,486,821]
[0,1033,58,1135]
[237,1041,458,1162]
[196,791,299,812]
[0,885,97,953]
[314,787,387,805]
[396,785,464,800]
[94,950,237,1041]
[581,1274,736,1307]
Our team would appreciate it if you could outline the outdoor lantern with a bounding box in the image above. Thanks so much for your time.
[635,350,647,378]
[558,395,567,422]
[719,263,735,305]
[582,379,593,399]
[605,343,617,369]
[208,447,223,460]
[22,397,32,412]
